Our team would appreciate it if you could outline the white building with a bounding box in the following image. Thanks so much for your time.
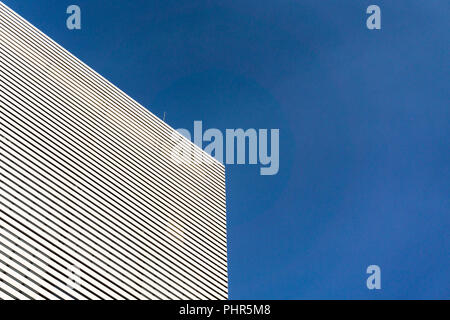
[0,2,228,300]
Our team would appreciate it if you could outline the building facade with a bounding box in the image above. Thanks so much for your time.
[0,2,228,300]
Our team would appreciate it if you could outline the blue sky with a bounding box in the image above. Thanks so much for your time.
[3,0,448,299]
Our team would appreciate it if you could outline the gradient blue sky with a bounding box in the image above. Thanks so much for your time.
[3,0,448,299]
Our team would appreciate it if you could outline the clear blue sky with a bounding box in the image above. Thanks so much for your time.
[3,0,448,299]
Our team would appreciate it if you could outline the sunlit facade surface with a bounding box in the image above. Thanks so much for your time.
[0,2,227,300]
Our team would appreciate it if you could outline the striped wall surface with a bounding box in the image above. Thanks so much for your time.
[0,2,227,300]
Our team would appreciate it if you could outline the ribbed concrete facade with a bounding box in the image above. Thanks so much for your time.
[0,2,227,300]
